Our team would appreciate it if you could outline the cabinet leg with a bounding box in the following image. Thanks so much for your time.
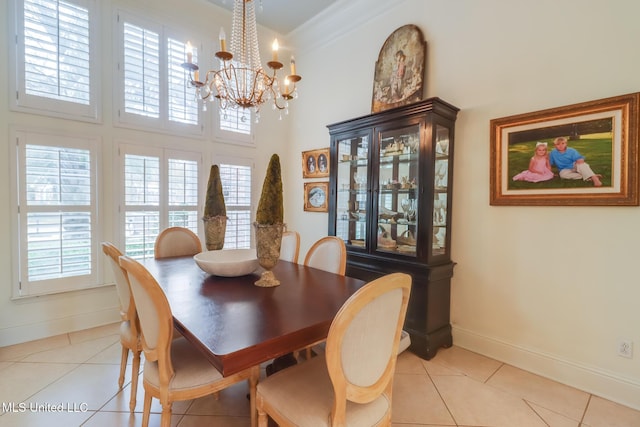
[407,324,452,360]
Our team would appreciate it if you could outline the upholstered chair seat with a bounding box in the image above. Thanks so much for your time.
[258,355,390,426]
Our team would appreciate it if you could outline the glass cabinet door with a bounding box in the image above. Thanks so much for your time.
[376,125,420,256]
[432,124,450,257]
[335,135,369,248]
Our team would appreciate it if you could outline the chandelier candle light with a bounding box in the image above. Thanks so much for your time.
[181,0,301,122]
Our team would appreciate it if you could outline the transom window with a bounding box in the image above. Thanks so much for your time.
[11,0,100,121]
[116,12,200,135]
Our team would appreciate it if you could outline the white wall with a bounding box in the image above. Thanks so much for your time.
[0,0,290,345]
[285,0,640,410]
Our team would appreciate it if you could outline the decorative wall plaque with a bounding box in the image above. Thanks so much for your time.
[371,25,426,113]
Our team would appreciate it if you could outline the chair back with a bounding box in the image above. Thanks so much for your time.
[101,242,135,322]
[303,236,346,275]
[154,227,202,259]
[325,273,411,421]
[279,230,300,263]
[119,255,175,380]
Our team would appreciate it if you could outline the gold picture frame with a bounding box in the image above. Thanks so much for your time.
[302,148,329,178]
[371,24,426,113]
[303,182,329,212]
[490,92,639,206]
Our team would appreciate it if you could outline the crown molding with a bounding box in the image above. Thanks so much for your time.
[289,0,406,51]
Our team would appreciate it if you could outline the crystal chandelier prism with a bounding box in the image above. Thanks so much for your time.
[182,0,301,122]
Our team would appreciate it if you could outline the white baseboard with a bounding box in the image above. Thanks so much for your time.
[452,325,640,411]
[0,307,120,347]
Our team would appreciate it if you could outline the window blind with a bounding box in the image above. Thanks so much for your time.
[23,0,91,105]
[20,142,95,292]
[124,154,160,259]
[167,38,198,125]
[123,21,160,118]
[218,60,252,135]
[220,164,252,248]
[168,158,199,231]
[122,149,200,258]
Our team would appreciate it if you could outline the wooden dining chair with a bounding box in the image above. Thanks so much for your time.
[256,272,411,426]
[101,242,142,412]
[119,255,259,427]
[304,236,346,275]
[154,226,202,259]
[279,230,300,264]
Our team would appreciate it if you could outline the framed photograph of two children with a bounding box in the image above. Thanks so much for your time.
[490,92,640,206]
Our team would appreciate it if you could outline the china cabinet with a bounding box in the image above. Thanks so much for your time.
[327,98,458,359]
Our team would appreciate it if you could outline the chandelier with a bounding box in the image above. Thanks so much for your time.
[181,0,301,122]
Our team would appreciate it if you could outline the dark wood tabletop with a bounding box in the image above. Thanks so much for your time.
[141,256,366,376]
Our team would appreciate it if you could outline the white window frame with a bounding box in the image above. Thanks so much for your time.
[9,0,101,122]
[118,142,203,259]
[10,127,101,298]
[114,10,203,137]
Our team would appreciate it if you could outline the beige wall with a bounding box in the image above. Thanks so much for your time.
[285,0,640,410]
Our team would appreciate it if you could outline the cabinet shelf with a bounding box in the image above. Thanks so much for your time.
[379,187,418,194]
[328,98,459,360]
[339,217,366,224]
[338,189,368,195]
[377,220,417,226]
[379,153,419,163]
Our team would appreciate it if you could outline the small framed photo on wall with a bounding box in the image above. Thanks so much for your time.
[303,182,329,212]
[302,148,330,178]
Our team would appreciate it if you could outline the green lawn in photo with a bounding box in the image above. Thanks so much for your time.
[508,133,612,190]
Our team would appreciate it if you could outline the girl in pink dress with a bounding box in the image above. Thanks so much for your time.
[512,142,554,183]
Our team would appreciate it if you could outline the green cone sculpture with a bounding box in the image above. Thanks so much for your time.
[203,165,227,250]
[256,155,284,225]
[254,154,285,286]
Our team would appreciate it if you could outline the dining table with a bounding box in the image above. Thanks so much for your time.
[141,255,367,377]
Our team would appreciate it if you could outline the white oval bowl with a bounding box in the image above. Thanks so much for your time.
[193,249,259,277]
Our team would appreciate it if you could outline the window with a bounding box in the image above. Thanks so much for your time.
[219,162,253,249]
[215,60,254,142]
[11,0,100,121]
[116,10,254,142]
[220,108,252,135]
[215,107,255,145]
[120,144,200,259]
[168,158,199,228]
[168,38,199,124]
[117,12,200,135]
[122,21,160,118]
[12,129,99,297]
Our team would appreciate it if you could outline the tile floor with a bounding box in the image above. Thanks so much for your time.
[1,323,639,427]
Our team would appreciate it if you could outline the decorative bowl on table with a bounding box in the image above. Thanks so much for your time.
[193,249,259,277]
